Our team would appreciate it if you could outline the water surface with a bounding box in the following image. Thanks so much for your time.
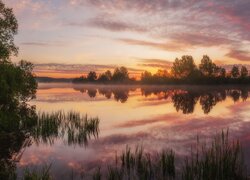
[17,83,250,179]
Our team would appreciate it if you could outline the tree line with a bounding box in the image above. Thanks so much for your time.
[73,55,250,85]
[141,55,249,84]
[72,66,136,83]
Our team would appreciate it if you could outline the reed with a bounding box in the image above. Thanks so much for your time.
[23,164,52,180]
[182,130,247,180]
[91,130,247,180]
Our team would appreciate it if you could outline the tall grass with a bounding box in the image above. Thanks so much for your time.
[92,130,247,180]
[92,146,175,180]
[23,164,52,180]
[182,130,247,180]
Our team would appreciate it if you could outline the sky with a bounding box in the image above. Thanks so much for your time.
[3,0,250,78]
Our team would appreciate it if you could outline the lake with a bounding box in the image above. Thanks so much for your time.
[16,83,250,179]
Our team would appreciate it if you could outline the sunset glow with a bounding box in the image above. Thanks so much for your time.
[3,0,250,78]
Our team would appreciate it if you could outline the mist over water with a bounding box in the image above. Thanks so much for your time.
[15,83,250,179]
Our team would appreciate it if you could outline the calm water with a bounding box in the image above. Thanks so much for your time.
[17,83,250,179]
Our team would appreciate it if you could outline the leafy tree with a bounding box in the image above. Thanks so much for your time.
[87,71,97,81]
[240,66,248,78]
[0,60,37,107]
[98,70,112,82]
[155,69,169,77]
[199,55,217,77]
[112,66,129,82]
[171,55,196,79]
[141,71,152,82]
[0,0,18,61]
[0,1,37,107]
[231,66,240,78]
[219,67,226,78]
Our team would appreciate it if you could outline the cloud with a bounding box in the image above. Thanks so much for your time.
[34,63,144,76]
[21,41,66,47]
[34,63,116,74]
[136,58,173,69]
[226,49,250,62]
[118,38,186,51]
[86,17,147,32]
[171,32,235,47]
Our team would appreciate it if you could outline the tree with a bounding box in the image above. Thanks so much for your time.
[231,66,240,78]
[199,55,217,77]
[155,69,169,77]
[0,1,18,61]
[219,67,226,78]
[87,71,97,81]
[98,70,112,82]
[112,66,129,82]
[0,1,37,107]
[240,66,248,78]
[171,55,196,79]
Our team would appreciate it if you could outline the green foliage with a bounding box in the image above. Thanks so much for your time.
[0,1,37,107]
[0,0,18,61]
[0,103,37,180]
[0,60,37,107]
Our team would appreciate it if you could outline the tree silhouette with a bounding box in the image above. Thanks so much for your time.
[98,70,112,82]
[219,67,226,78]
[240,66,248,78]
[231,66,240,78]
[0,1,37,108]
[112,66,129,82]
[199,55,217,77]
[171,55,197,79]
[87,71,97,81]
[0,1,18,61]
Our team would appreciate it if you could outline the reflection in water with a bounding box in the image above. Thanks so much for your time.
[33,111,99,146]
[0,104,37,179]
[73,86,250,114]
[0,104,99,179]
[8,84,250,179]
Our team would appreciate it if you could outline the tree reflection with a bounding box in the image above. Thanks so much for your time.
[228,90,241,102]
[200,91,226,114]
[73,86,250,114]
[172,91,199,114]
[113,89,129,103]
[241,89,248,101]
[99,88,112,99]
[0,104,37,179]
[87,89,97,98]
